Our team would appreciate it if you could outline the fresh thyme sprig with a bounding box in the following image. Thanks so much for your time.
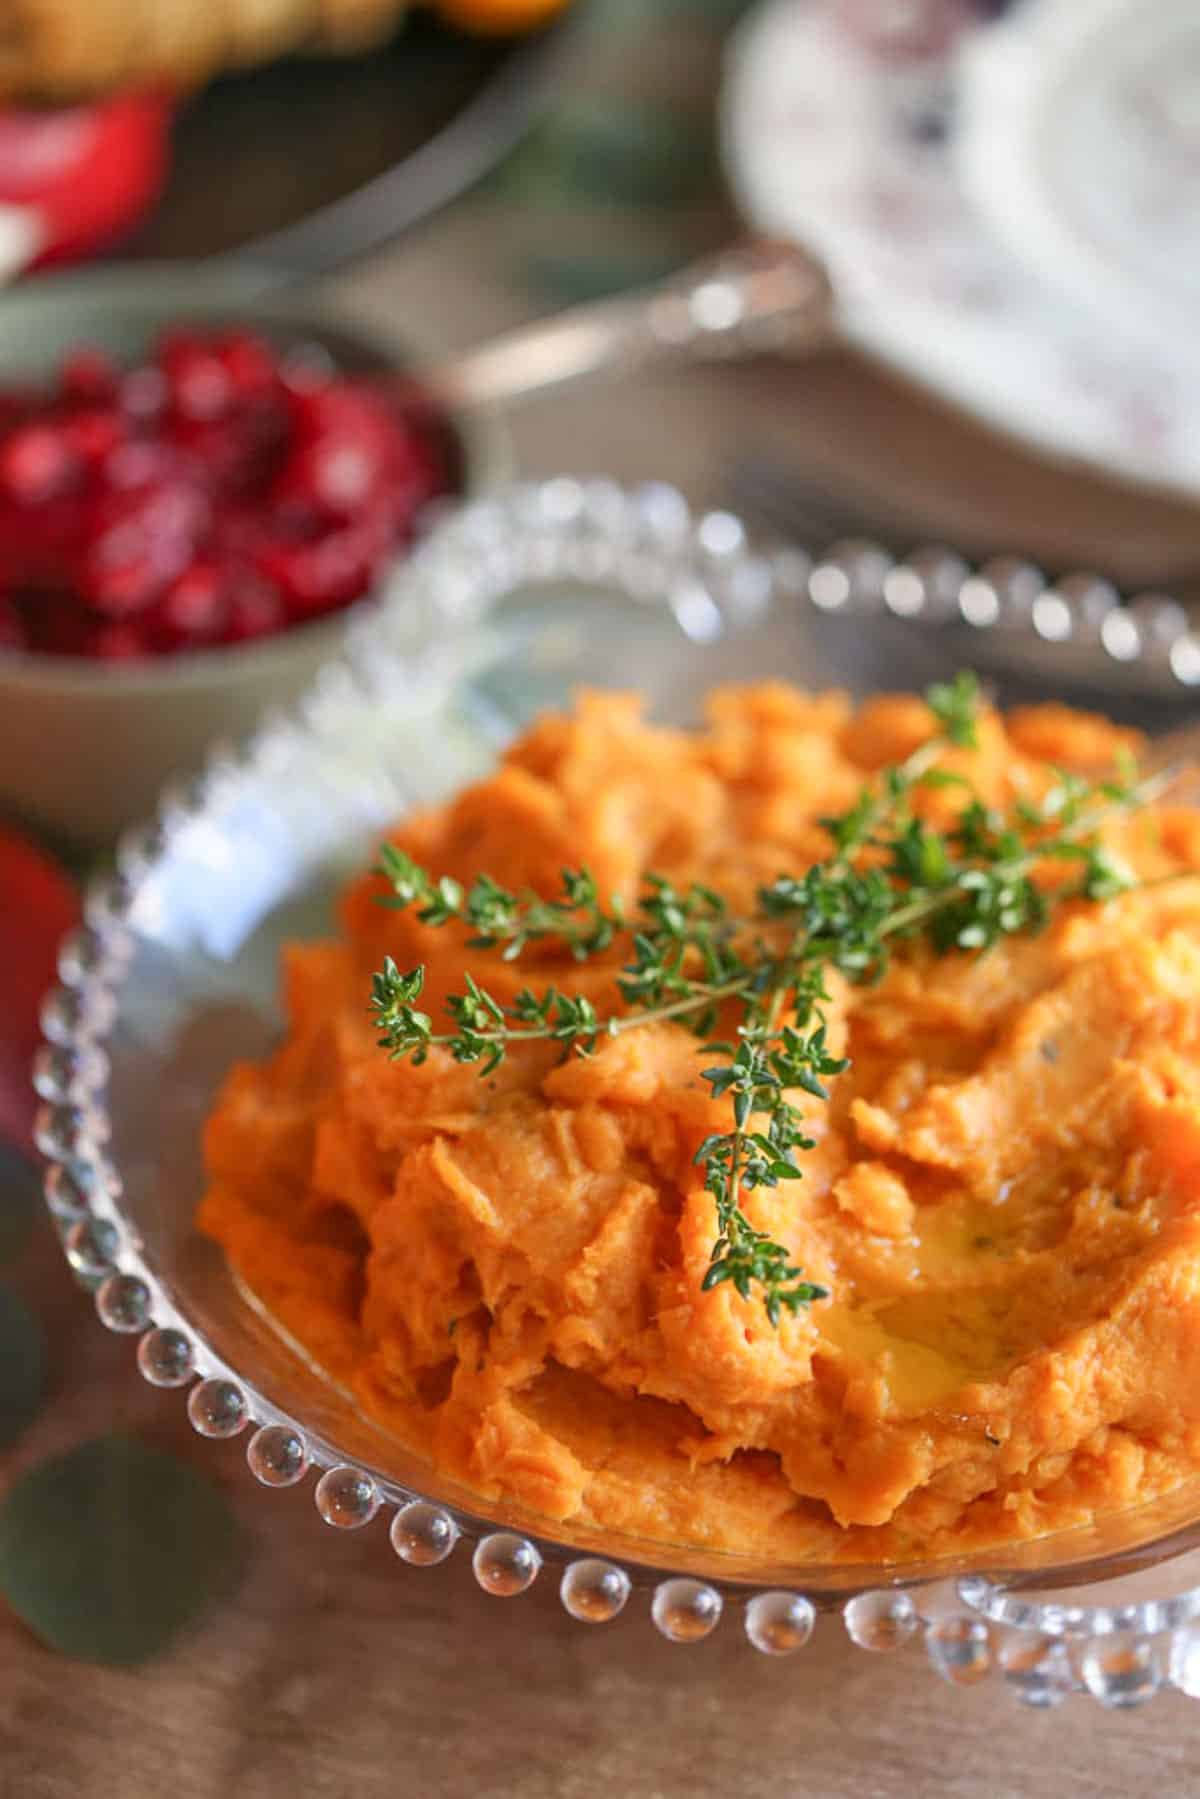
[369,673,1164,1326]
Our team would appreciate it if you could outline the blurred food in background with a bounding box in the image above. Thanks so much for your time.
[0,0,571,101]
[0,97,172,274]
[0,328,456,660]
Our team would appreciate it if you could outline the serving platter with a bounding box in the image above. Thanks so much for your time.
[33,481,1200,1704]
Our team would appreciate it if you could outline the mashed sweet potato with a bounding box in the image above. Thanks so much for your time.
[200,685,1200,1563]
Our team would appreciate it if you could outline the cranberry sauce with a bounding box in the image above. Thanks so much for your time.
[0,330,457,660]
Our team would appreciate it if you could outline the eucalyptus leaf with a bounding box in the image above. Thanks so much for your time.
[0,1436,244,1665]
[0,1282,45,1448]
[0,1142,39,1266]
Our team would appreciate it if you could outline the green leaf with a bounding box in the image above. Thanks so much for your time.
[0,1142,39,1266]
[0,1435,245,1666]
[925,671,980,749]
[0,1282,45,1447]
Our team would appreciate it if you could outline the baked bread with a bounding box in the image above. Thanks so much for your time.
[0,0,413,100]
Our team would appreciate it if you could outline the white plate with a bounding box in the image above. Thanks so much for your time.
[723,0,1200,495]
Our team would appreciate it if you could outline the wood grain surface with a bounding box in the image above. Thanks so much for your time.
[5,196,1200,1799]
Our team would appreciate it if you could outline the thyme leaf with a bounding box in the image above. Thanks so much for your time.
[370,675,1162,1325]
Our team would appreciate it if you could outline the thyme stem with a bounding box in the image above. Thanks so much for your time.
[369,674,1162,1325]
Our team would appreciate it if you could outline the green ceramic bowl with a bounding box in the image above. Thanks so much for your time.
[0,262,507,849]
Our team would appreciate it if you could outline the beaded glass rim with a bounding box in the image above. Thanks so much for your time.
[32,477,1200,1707]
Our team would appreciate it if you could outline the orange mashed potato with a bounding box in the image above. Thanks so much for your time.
[200,686,1200,1563]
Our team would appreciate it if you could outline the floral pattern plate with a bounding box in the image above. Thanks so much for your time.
[722,0,1200,496]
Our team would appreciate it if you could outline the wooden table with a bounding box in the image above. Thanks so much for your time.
[6,176,1200,1799]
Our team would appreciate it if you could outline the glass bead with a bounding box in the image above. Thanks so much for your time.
[651,1578,723,1644]
[580,478,626,535]
[65,1216,118,1279]
[315,1466,380,1529]
[1077,1635,1164,1710]
[57,927,108,984]
[390,1500,459,1567]
[40,986,85,1043]
[117,822,167,876]
[539,476,585,526]
[635,481,690,545]
[912,1579,965,1625]
[187,1377,248,1440]
[744,1591,815,1656]
[829,539,891,604]
[84,869,137,927]
[844,1590,919,1653]
[770,546,812,596]
[95,1272,151,1333]
[977,556,1043,613]
[472,1533,541,1597]
[958,576,1001,628]
[904,546,968,613]
[926,1616,993,1687]
[698,510,745,559]
[1055,571,1119,626]
[45,1164,93,1221]
[560,1559,631,1624]
[809,564,851,612]
[883,566,926,618]
[34,1103,88,1159]
[1170,634,1200,687]
[41,984,116,1043]
[33,1043,106,1103]
[1171,1626,1200,1697]
[997,1632,1075,1708]
[1101,610,1141,663]
[136,1326,194,1388]
[246,1424,309,1488]
[1032,592,1073,642]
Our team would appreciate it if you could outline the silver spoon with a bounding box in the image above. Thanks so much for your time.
[0,239,836,427]
[422,239,834,413]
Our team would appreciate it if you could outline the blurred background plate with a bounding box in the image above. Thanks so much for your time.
[723,0,1200,498]
[117,10,580,272]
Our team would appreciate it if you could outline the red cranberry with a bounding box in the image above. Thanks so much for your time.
[120,365,169,424]
[105,438,180,491]
[0,494,90,586]
[0,424,79,504]
[217,332,279,398]
[63,409,127,468]
[278,433,384,520]
[83,557,165,618]
[80,483,207,613]
[60,349,119,407]
[160,334,235,423]
[256,528,371,617]
[151,563,228,648]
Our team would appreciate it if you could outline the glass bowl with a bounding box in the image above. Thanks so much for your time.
[35,479,1200,1705]
[0,263,502,848]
